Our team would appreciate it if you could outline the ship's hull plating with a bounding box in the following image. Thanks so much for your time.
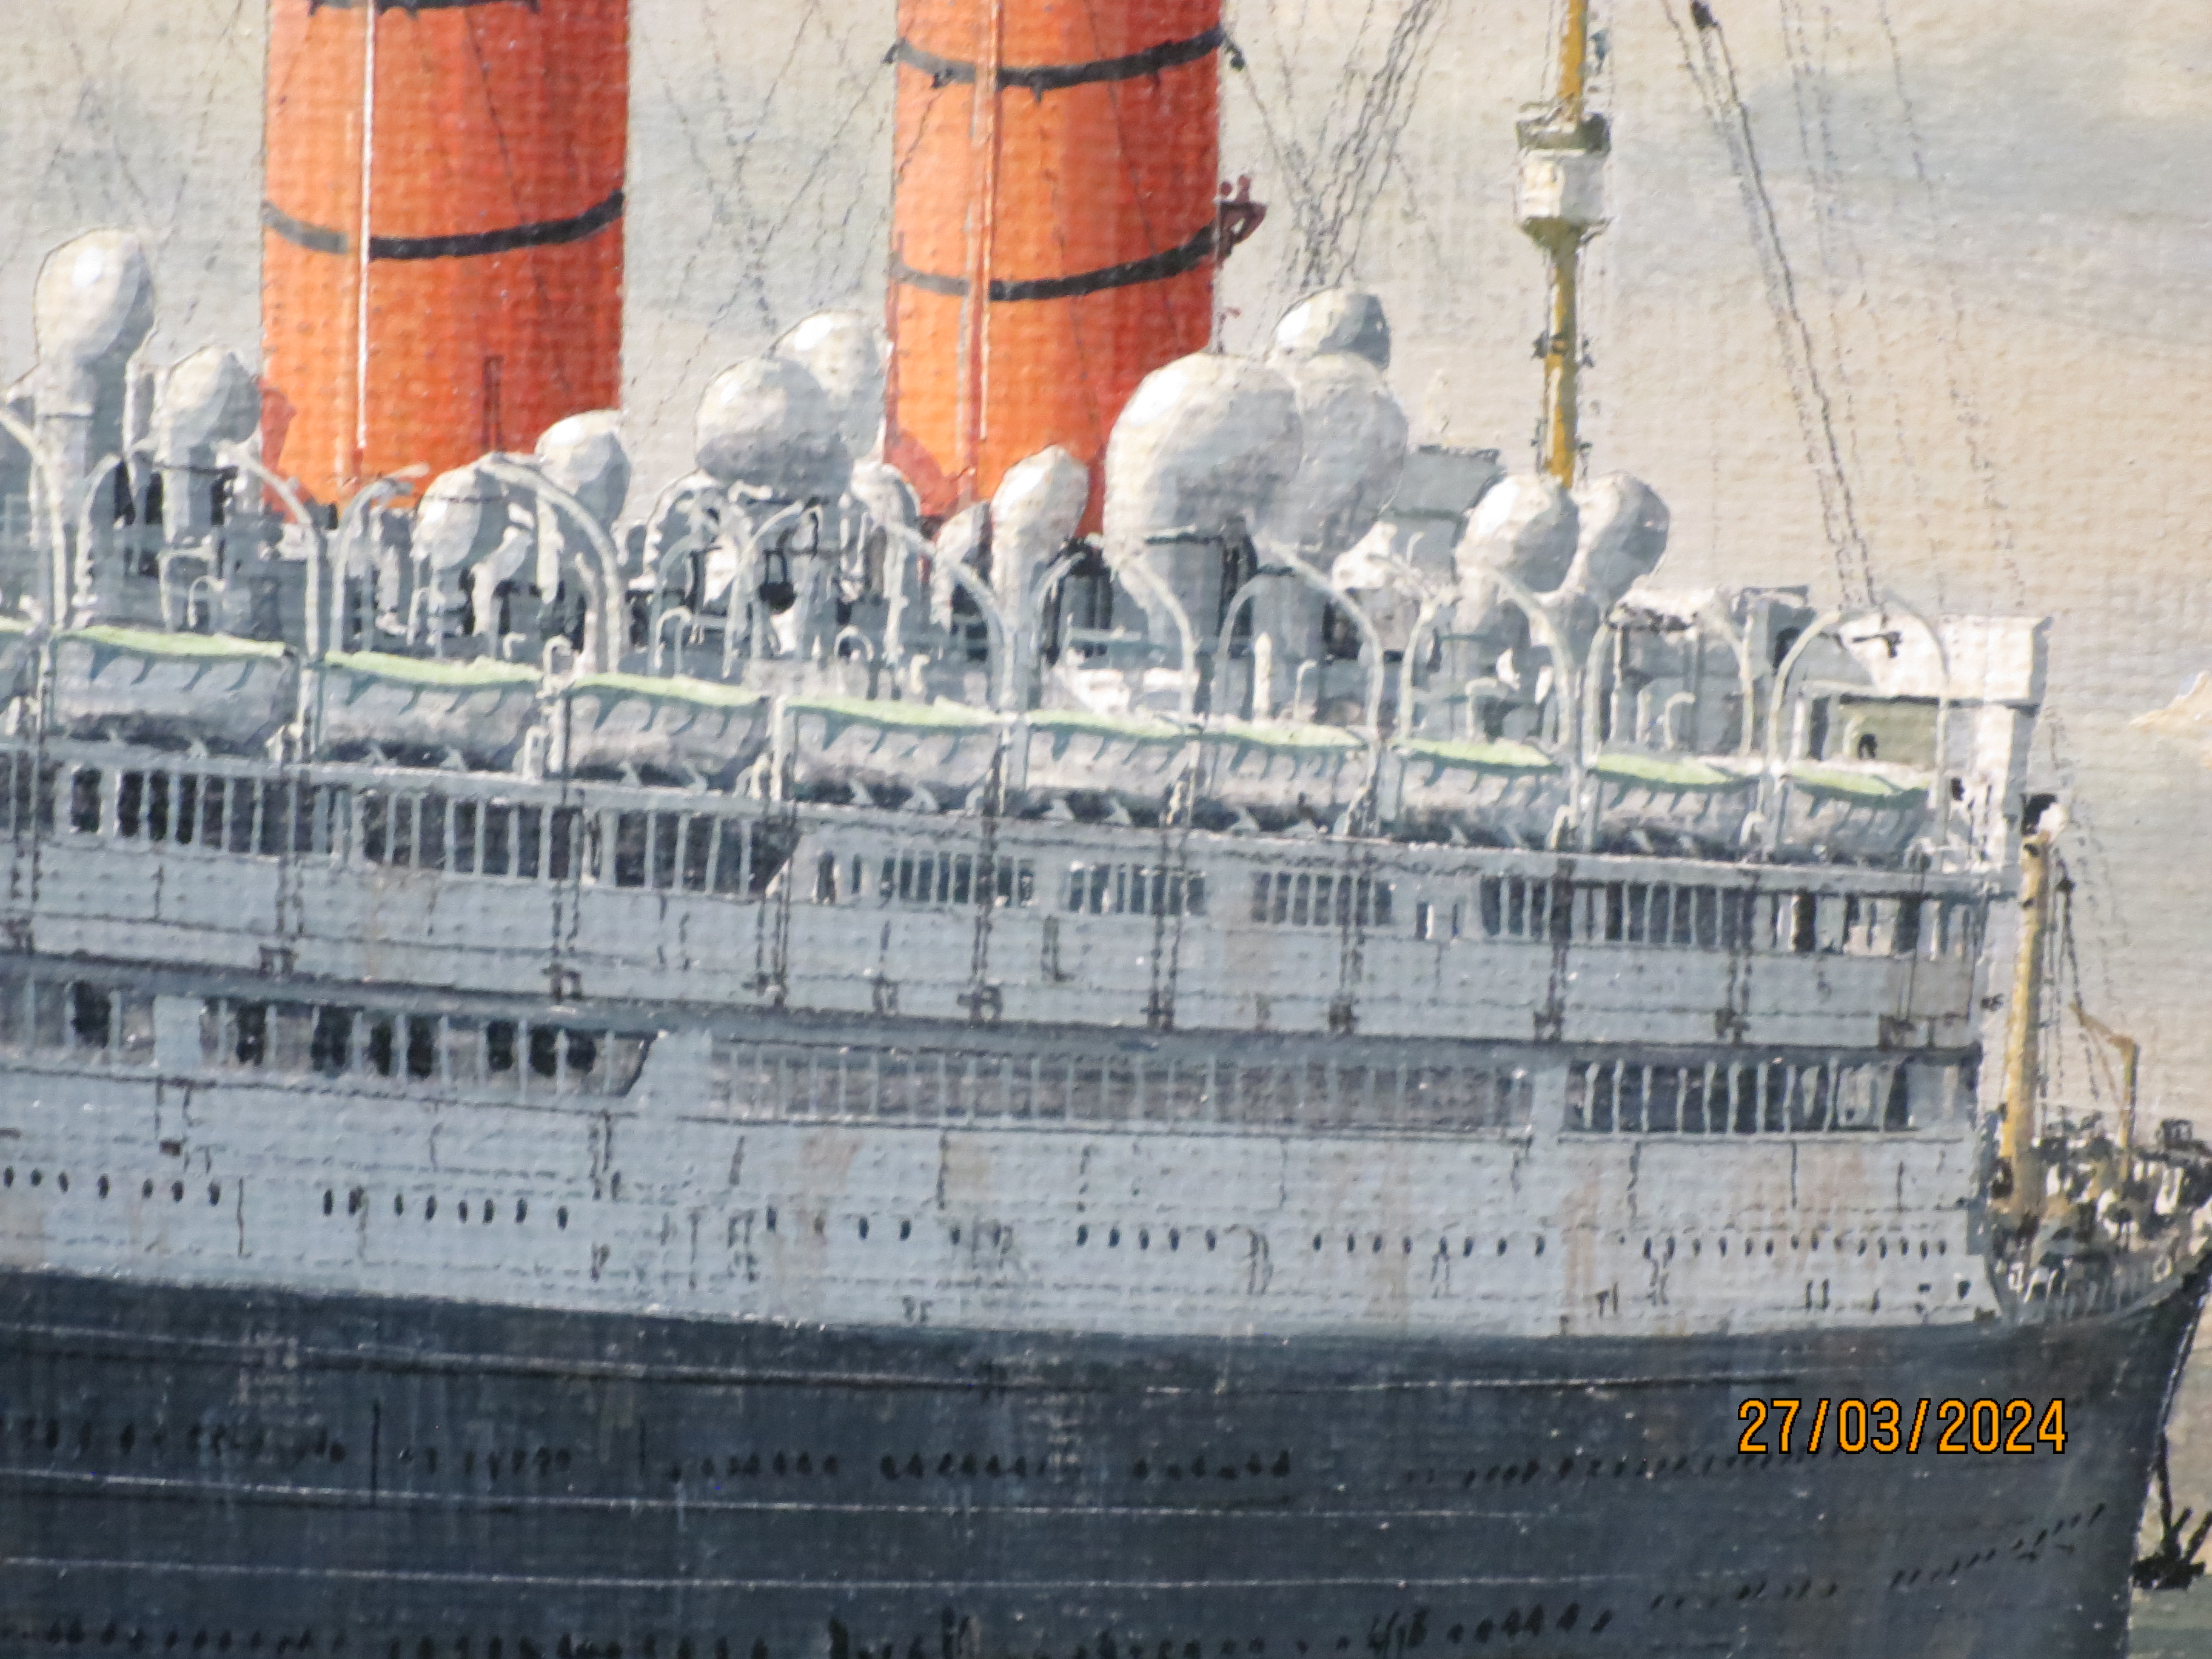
[0,1263,2200,1659]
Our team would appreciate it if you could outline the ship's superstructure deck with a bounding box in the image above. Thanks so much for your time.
[0,714,2019,1344]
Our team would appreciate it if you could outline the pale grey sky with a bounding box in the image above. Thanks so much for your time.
[4,0,2210,1112]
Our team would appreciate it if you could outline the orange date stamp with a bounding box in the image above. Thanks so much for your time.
[1737,1397,2067,1455]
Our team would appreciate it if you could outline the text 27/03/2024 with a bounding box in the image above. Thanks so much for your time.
[1737,1398,2068,1455]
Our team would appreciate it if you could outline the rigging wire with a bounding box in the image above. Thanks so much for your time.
[640,4,840,437]
[1771,0,1877,545]
[2054,856,2123,1120]
[1229,0,1449,307]
[1233,0,1342,306]
[1782,0,1948,606]
[1871,2,2130,1037]
[1313,0,1449,285]
[455,15,577,412]
[1869,0,2023,611]
[806,97,896,312]
[32,0,159,231]
[158,0,254,261]
[1075,0,1178,341]
[1658,0,1875,607]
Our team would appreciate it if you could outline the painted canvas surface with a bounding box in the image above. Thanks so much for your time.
[1,1,2210,1655]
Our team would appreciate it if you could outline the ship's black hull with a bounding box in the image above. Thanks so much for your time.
[0,1265,2201,1659]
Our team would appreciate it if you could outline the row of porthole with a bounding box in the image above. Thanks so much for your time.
[323,1188,571,1230]
[4,1168,223,1205]
[9,1172,603,1232]
[763,1209,987,1247]
[1887,1504,2103,1590]
[1650,1577,1834,1614]
[5,1163,1949,1272]
[669,1450,836,1481]
[1443,1604,1607,1643]
[1446,1446,1963,1489]
[1316,1234,1546,1258]
[878,1451,1082,1480]
[1,1416,597,1482]
[1131,1452,1293,1481]
[9,1414,349,1466]
[1679,1234,1949,1259]
[391,1446,574,1478]
[1076,1225,1218,1251]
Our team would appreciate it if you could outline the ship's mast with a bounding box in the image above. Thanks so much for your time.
[1518,0,1608,486]
[1994,820,2057,1233]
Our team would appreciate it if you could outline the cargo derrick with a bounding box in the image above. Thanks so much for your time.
[261,0,628,508]
[885,0,1247,527]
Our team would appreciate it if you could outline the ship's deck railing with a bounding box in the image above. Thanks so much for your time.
[0,952,655,1101]
[1562,1054,1953,1134]
[0,735,1991,971]
[198,996,652,1102]
[708,1029,1537,1136]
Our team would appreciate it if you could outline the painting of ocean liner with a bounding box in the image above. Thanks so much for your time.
[2,0,2210,1655]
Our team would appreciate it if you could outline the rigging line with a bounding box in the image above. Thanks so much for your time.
[653,53,888,440]
[1871,0,2024,607]
[1073,0,1178,338]
[1310,0,1447,286]
[1658,0,1731,149]
[458,12,580,411]
[790,0,883,109]
[1220,33,1328,293]
[1775,0,1945,603]
[1814,0,1945,601]
[1772,0,1875,527]
[1301,0,1397,289]
[158,0,255,252]
[1352,0,1451,264]
[692,0,788,270]
[397,17,502,407]
[1307,0,1386,194]
[759,66,890,268]
[1373,123,1456,294]
[1704,12,1875,605]
[1686,14,1842,551]
[174,0,267,335]
[1233,0,1301,152]
[808,98,894,308]
[1691,6,1874,606]
[1661,1,1849,578]
[2053,863,2120,1114]
[10,84,96,258]
[2036,709,2128,1014]
[1325,0,1444,214]
[679,0,819,311]
[1285,0,1319,92]
[1867,2,2123,1009]
[888,43,950,190]
[637,39,805,439]
[697,0,852,239]
[1039,146,1113,463]
[33,0,159,228]
[1230,0,1326,287]
[1239,0,1349,293]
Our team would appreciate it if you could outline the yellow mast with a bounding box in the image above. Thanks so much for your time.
[1994,823,2057,1232]
[1519,0,1606,486]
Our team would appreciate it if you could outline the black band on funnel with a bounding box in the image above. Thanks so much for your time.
[263,190,623,261]
[893,27,1222,94]
[892,218,1221,303]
